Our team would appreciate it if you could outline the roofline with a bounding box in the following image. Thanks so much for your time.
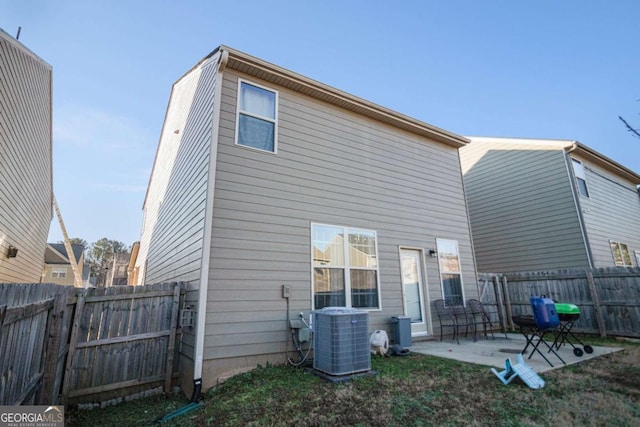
[1,27,54,217]
[47,243,69,262]
[0,27,52,70]
[219,45,468,149]
[46,243,85,263]
[467,136,640,184]
[466,136,576,144]
[142,45,468,209]
[141,48,224,210]
[570,142,640,184]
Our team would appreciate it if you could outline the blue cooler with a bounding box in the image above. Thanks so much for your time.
[530,296,559,329]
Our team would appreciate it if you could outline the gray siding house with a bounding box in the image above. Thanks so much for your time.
[0,28,53,283]
[136,46,478,393]
[460,137,640,273]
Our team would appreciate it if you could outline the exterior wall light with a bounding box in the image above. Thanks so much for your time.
[6,245,18,258]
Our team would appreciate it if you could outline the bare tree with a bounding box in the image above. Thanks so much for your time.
[619,115,640,139]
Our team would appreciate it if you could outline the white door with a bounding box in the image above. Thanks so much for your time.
[400,249,428,335]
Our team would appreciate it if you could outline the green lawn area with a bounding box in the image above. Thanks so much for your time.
[68,337,640,426]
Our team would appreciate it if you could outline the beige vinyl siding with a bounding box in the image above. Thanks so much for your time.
[137,55,219,285]
[460,141,590,272]
[203,70,476,361]
[136,55,220,363]
[575,158,640,267]
[0,30,52,283]
[42,257,84,286]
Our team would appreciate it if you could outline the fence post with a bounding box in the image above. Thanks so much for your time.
[38,289,67,405]
[61,290,86,404]
[492,276,506,332]
[164,282,182,393]
[479,277,489,301]
[501,276,514,331]
[587,271,607,337]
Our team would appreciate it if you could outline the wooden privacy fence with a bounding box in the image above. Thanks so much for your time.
[0,282,184,406]
[478,268,640,338]
[0,283,75,405]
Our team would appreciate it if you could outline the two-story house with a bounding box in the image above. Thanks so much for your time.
[460,137,640,273]
[42,243,91,287]
[0,28,53,283]
[135,45,479,394]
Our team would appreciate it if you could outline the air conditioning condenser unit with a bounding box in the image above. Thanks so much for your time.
[313,307,370,376]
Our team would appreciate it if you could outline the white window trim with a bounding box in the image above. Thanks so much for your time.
[610,240,633,267]
[52,267,67,278]
[436,238,465,304]
[398,246,432,336]
[310,223,382,311]
[571,158,590,198]
[635,251,640,268]
[234,78,279,154]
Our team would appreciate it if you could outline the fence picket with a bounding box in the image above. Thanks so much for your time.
[55,283,184,404]
[40,290,70,404]
[479,267,640,337]
[61,290,86,405]
[165,283,181,392]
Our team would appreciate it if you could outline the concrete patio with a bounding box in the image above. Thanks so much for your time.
[409,333,622,373]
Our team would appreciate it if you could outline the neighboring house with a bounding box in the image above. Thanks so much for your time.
[127,241,140,285]
[135,45,478,393]
[106,252,130,286]
[460,137,640,273]
[42,243,91,287]
[0,28,53,283]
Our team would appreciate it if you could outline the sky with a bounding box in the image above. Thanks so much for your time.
[2,0,639,247]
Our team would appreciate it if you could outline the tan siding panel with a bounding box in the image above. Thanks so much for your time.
[203,70,476,361]
[137,57,219,286]
[0,31,52,283]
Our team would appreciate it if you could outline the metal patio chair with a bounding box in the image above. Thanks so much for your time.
[467,298,496,340]
[434,299,473,344]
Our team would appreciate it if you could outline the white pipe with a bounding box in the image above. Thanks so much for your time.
[564,143,594,268]
[192,49,228,393]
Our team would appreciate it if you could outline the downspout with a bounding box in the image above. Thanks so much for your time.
[457,149,481,296]
[565,143,594,269]
[191,48,229,402]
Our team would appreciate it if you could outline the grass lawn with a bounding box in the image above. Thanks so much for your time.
[68,337,640,426]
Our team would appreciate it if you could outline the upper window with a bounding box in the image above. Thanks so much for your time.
[436,239,464,305]
[610,241,633,267]
[311,224,380,310]
[571,159,589,198]
[52,267,67,278]
[236,80,277,153]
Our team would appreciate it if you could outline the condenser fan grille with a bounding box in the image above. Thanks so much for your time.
[313,307,371,376]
